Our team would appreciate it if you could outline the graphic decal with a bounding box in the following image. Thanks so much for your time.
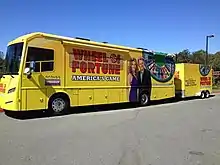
[185,78,197,86]
[45,76,61,86]
[45,79,61,86]
[144,51,175,82]
[127,57,151,102]
[69,48,122,82]
[200,77,211,86]
[127,50,175,102]
[199,64,211,76]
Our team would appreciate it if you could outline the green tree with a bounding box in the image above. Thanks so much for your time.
[209,51,220,71]
[175,49,192,63]
[0,51,5,73]
[191,50,205,64]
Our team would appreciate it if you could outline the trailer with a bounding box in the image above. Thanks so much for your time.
[174,63,212,99]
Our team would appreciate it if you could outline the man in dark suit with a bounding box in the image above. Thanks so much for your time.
[137,57,152,100]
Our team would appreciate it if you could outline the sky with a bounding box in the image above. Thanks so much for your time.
[0,0,219,54]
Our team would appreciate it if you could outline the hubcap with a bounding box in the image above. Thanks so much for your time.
[51,98,66,113]
[201,92,205,98]
[206,92,210,98]
[141,94,148,105]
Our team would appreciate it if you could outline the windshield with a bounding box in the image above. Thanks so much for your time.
[3,42,24,75]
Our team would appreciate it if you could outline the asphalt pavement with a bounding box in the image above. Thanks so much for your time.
[0,95,220,165]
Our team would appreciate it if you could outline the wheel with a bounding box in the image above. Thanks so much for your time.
[200,91,205,99]
[205,91,210,98]
[140,93,150,106]
[48,95,70,115]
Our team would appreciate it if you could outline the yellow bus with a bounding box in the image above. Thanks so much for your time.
[0,32,176,115]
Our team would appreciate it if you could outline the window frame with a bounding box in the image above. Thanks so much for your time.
[25,46,55,73]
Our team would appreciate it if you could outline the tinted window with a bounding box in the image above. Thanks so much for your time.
[4,42,24,74]
[27,47,54,62]
[26,47,54,72]
[41,62,54,72]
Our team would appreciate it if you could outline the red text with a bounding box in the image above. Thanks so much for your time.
[70,48,121,74]
[72,61,120,74]
[200,77,211,85]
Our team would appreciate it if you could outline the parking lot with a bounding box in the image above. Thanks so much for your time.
[0,95,220,165]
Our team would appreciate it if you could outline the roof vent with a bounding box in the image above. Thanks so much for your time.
[75,37,90,41]
[137,48,154,53]
[102,41,108,44]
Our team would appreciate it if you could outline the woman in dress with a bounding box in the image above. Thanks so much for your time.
[128,58,139,102]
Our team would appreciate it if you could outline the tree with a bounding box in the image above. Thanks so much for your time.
[209,51,220,71]
[191,50,205,64]
[0,51,5,73]
[0,51,4,59]
[175,49,192,63]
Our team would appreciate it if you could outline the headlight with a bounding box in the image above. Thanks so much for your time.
[8,87,16,94]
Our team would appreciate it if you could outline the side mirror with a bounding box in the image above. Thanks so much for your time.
[24,67,32,78]
[24,61,35,79]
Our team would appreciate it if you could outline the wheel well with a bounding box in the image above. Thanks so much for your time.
[140,89,149,95]
[48,92,70,107]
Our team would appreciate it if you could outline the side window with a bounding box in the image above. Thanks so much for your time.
[25,47,54,72]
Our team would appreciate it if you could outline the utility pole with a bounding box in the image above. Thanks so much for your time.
[205,35,214,65]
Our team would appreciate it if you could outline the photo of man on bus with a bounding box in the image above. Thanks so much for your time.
[137,57,152,99]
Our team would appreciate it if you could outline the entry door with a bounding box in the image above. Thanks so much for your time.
[21,47,55,110]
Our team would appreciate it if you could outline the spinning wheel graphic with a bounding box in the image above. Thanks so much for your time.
[199,64,211,76]
[144,52,175,82]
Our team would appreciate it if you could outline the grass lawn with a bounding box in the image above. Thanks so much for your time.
[213,85,220,93]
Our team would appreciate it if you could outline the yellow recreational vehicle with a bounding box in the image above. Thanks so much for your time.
[174,63,212,99]
[0,32,176,114]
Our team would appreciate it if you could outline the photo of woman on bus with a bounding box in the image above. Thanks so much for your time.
[128,58,139,102]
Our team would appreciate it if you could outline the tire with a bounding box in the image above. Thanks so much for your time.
[140,93,150,106]
[205,91,210,98]
[200,91,205,99]
[48,95,70,115]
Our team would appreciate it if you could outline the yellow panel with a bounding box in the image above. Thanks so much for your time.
[108,89,120,103]
[120,88,129,102]
[79,89,94,106]
[151,86,175,100]
[21,90,27,110]
[65,89,79,106]
[184,64,200,97]
[94,89,108,105]
[26,89,46,110]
